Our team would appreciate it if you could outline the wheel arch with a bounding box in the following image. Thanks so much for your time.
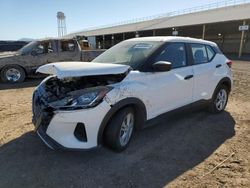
[216,77,232,93]
[0,64,27,75]
[210,77,232,101]
[97,97,147,145]
[0,64,27,82]
[208,77,231,113]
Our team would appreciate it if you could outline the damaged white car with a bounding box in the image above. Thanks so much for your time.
[32,37,232,152]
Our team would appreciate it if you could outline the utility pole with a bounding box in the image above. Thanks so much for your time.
[239,20,246,58]
[202,24,206,39]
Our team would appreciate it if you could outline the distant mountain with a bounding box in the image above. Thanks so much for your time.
[18,38,34,42]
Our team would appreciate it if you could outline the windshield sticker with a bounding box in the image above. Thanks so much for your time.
[133,43,153,49]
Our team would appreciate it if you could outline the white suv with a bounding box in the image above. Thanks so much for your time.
[32,37,232,152]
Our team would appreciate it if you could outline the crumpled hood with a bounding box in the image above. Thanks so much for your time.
[36,61,131,79]
[0,51,20,58]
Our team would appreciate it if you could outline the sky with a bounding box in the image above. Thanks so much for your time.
[0,0,219,40]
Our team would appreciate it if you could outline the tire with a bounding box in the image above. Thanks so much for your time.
[104,107,135,152]
[209,84,229,113]
[0,65,26,83]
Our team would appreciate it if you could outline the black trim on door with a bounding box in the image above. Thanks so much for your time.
[145,99,212,128]
[216,64,222,68]
[184,75,194,80]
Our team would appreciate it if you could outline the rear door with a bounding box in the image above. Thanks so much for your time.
[58,40,81,61]
[188,43,217,101]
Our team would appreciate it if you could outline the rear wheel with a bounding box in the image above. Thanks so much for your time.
[104,107,135,152]
[209,85,229,113]
[1,65,26,83]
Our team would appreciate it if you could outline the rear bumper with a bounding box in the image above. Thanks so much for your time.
[34,101,111,150]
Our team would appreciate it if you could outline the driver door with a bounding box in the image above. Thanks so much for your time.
[28,41,58,71]
[143,42,194,118]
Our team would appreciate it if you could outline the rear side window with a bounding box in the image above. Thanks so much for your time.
[154,43,187,69]
[60,40,76,52]
[190,44,208,64]
[206,45,216,61]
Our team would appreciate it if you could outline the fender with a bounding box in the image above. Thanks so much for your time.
[97,97,147,145]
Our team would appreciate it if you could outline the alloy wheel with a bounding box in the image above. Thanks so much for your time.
[119,113,134,146]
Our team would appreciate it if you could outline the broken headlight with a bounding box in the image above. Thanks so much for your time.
[49,86,112,110]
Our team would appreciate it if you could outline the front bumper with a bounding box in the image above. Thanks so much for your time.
[34,101,111,150]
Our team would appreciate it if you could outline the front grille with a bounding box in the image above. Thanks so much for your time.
[32,90,53,132]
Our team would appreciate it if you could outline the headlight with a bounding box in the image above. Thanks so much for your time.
[49,86,112,110]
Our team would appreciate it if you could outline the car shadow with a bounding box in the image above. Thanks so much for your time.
[0,77,43,90]
[0,110,235,188]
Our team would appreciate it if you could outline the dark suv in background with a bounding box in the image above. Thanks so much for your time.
[0,41,29,52]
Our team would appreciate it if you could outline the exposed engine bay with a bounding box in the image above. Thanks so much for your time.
[43,74,125,101]
[33,73,127,112]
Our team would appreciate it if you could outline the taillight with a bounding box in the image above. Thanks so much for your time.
[226,60,232,68]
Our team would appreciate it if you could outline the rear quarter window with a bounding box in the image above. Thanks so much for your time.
[206,45,216,61]
[190,43,208,64]
[190,43,217,64]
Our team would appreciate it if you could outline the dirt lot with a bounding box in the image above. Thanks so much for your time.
[0,61,249,188]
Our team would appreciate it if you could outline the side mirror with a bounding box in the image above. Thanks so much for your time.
[31,50,37,56]
[152,61,172,72]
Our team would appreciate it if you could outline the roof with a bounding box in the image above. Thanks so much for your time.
[67,3,250,37]
[127,36,217,46]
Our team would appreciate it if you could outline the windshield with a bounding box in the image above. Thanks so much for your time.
[92,40,163,69]
[18,41,39,55]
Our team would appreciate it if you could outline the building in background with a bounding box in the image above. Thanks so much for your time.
[67,0,250,59]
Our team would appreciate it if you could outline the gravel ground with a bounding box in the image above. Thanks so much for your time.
[0,61,249,188]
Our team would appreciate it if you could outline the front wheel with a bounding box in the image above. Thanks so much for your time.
[1,65,26,83]
[209,85,229,113]
[104,107,135,152]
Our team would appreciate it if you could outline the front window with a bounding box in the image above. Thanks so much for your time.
[18,41,39,55]
[154,43,187,69]
[34,41,54,54]
[18,41,54,55]
[92,40,163,69]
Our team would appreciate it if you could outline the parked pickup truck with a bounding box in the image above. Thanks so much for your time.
[0,38,105,83]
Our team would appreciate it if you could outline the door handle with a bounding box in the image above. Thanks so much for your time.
[216,64,222,68]
[184,75,194,80]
